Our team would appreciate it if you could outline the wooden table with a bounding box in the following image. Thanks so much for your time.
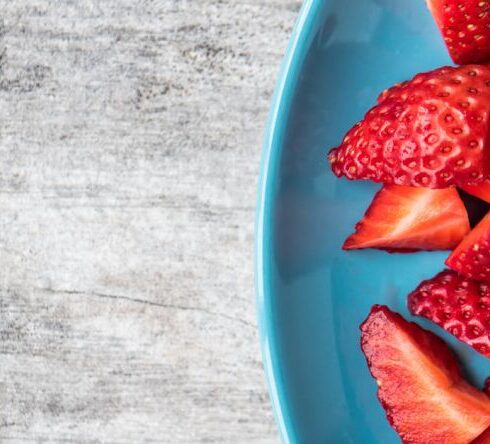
[0,1,300,442]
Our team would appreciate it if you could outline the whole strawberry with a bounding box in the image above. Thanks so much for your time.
[328,65,490,188]
[408,269,490,357]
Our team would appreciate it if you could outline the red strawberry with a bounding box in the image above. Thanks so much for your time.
[328,65,490,188]
[427,0,490,65]
[446,210,490,282]
[361,305,490,444]
[408,269,490,357]
[463,181,490,203]
[344,185,470,251]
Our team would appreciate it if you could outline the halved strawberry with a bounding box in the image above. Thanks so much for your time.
[427,0,490,65]
[463,181,490,203]
[344,185,469,251]
[446,210,490,282]
[328,65,490,188]
[361,305,490,444]
[408,269,490,357]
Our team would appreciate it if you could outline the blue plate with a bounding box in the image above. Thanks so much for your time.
[255,0,490,443]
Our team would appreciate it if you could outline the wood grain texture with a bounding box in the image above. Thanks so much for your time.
[0,1,301,442]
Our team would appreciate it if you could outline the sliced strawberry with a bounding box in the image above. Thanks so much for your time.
[463,181,490,203]
[446,210,490,282]
[328,65,490,188]
[344,185,469,251]
[361,305,490,444]
[408,269,490,357]
[427,0,490,65]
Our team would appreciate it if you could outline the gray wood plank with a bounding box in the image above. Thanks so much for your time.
[0,0,301,442]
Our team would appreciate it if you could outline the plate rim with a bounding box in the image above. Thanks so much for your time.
[254,1,325,442]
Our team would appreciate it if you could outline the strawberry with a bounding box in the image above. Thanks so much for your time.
[328,65,490,188]
[463,181,490,203]
[446,210,490,282]
[408,269,490,357]
[344,185,470,251]
[361,305,490,444]
[427,0,490,65]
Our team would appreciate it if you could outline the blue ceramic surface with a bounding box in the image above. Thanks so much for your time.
[256,0,490,443]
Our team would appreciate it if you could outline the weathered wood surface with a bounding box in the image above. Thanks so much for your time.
[0,1,301,442]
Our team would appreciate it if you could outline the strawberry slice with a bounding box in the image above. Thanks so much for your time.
[361,305,490,444]
[344,185,470,251]
[328,65,490,188]
[427,0,490,65]
[463,181,490,203]
[408,269,490,357]
[474,380,490,441]
[446,210,490,282]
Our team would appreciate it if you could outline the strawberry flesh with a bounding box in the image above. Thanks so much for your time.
[427,0,490,65]
[408,269,490,357]
[446,210,490,283]
[329,65,490,188]
[361,305,490,444]
[344,185,469,251]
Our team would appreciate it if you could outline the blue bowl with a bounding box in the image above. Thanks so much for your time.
[255,0,490,443]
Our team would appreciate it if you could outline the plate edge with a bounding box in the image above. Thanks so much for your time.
[254,1,325,443]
